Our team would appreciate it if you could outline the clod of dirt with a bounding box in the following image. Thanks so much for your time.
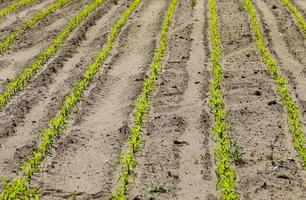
[173,140,188,146]
[254,90,262,96]
[268,100,277,105]
[277,174,290,180]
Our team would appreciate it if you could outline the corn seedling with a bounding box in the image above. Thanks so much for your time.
[244,0,306,166]
[110,0,177,199]
[0,0,38,18]
[208,0,239,199]
[279,0,306,36]
[0,0,71,54]
[0,0,107,110]
[0,0,141,198]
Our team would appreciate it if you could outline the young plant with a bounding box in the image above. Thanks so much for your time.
[279,0,306,36]
[0,0,107,109]
[0,0,38,18]
[208,0,239,199]
[110,0,178,199]
[0,0,141,198]
[0,0,71,54]
[244,0,306,166]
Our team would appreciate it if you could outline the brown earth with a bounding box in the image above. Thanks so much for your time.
[0,0,306,199]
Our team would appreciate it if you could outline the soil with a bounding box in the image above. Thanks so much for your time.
[0,0,305,199]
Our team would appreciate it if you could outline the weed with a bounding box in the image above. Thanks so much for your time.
[69,192,79,200]
[192,0,197,8]
[239,107,251,115]
[236,0,245,11]
[230,139,245,165]
[149,185,170,194]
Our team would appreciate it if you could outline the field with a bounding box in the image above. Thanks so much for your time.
[0,0,306,199]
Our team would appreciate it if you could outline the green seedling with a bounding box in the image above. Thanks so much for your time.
[0,0,71,54]
[0,0,107,109]
[110,0,178,199]
[0,0,38,18]
[279,0,306,36]
[208,0,239,199]
[244,0,306,166]
[0,0,141,198]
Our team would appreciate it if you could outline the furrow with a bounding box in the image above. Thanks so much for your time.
[177,0,216,198]
[218,0,306,199]
[0,0,141,198]
[0,0,126,182]
[127,0,214,199]
[244,0,306,165]
[260,0,306,118]
[0,0,71,54]
[0,0,53,30]
[28,1,168,198]
[0,0,108,109]
[110,0,177,198]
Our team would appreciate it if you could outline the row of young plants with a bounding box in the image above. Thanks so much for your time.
[0,0,38,18]
[0,0,141,199]
[0,0,107,109]
[279,0,306,36]
[244,0,306,166]
[207,0,239,199]
[110,0,177,199]
[0,0,71,54]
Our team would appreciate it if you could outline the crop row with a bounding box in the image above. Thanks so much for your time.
[1,0,141,199]
[110,0,177,199]
[0,0,38,18]
[0,0,71,54]
[0,0,142,198]
[244,0,306,166]
[280,0,306,36]
[0,0,107,109]
[207,0,238,199]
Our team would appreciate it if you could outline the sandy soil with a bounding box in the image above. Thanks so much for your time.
[0,0,306,199]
